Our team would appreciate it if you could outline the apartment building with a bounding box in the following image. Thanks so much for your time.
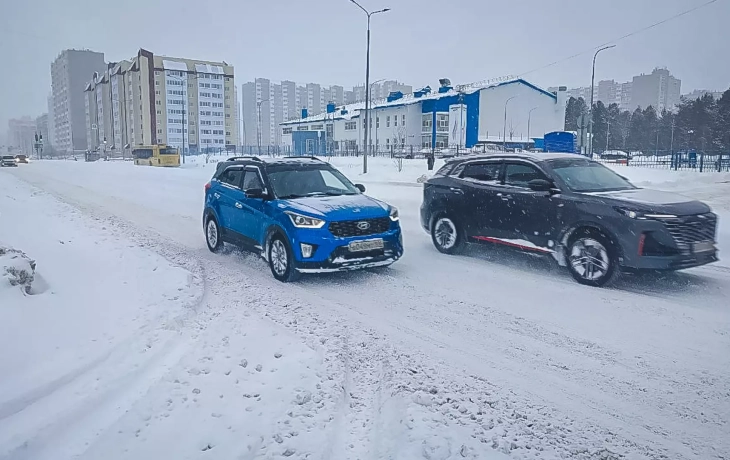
[7,117,36,154]
[241,78,413,148]
[553,67,682,113]
[631,68,681,113]
[83,49,238,156]
[51,49,106,153]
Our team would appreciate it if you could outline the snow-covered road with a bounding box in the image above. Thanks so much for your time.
[1,158,729,459]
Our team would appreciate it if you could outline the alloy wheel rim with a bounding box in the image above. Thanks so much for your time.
[271,240,288,276]
[435,218,457,249]
[570,238,609,281]
[207,220,218,247]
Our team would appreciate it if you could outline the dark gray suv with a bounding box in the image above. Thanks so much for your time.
[420,153,718,287]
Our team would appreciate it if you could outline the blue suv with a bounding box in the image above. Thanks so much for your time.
[203,156,403,281]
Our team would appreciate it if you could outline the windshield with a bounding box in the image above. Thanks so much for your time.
[267,166,359,199]
[549,159,636,193]
[159,148,178,155]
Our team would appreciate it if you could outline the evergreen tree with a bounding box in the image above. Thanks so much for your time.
[591,101,609,153]
[564,97,587,131]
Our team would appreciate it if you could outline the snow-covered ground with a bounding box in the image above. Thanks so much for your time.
[1,156,729,460]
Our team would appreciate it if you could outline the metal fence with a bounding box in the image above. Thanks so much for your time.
[595,150,730,173]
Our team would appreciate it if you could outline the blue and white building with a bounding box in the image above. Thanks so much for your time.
[280,77,568,155]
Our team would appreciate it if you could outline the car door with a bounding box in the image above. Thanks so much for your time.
[215,166,245,234]
[231,167,269,246]
[455,160,505,240]
[495,161,561,251]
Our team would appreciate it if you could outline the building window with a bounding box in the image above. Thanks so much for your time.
[283,127,293,134]
[297,126,309,131]
[394,115,398,127]
[422,114,432,132]
[310,124,323,130]
[436,114,449,132]
[402,114,406,126]
[436,134,449,148]
[345,121,356,130]
[421,135,431,149]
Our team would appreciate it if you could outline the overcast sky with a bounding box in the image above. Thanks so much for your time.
[1,0,728,142]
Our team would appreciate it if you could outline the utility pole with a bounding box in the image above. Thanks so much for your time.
[503,96,517,150]
[257,99,268,156]
[350,0,390,173]
[606,118,610,152]
[588,45,616,158]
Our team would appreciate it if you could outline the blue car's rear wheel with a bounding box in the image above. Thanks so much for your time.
[268,235,300,282]
[205,216,223,253]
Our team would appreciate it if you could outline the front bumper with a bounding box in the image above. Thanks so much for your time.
[620,212,719,271]
[626,250,718,271]
[290,226,403,273]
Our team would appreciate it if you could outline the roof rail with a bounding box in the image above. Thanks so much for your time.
[283,155,323,161]
[226,155,262,162]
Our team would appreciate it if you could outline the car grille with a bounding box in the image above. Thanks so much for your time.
[659,213,717,254]
[329,217,391,238]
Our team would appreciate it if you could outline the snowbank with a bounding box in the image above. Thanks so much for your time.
[0,246,36,294]
[0,174,202,458]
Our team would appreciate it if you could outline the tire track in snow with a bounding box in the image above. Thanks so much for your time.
[9,170,729,459]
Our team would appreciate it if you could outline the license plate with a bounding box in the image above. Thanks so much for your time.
[348,239,384,252]
[692,241,715,253]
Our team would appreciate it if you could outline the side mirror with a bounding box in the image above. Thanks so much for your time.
[527,179,552,192]
[355,184,366,193]
[245,188,266,199]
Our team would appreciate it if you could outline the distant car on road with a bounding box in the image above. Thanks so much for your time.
[203,156,403,282]
[1,155,18,167]
[421,152,718,287]
[14,154,28,164]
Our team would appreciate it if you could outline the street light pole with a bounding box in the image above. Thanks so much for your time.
[257,99,269,156]
[503,95,517,150]
[527,106,539,147]
[350,0,390,174]
[588,45,615,158]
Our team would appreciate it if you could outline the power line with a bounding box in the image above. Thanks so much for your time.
[518,0,721,78]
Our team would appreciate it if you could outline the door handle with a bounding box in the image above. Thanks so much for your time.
[449,187,464,195]
[235,202,243,209]
[496,193,512,200]
[213,192,220,199]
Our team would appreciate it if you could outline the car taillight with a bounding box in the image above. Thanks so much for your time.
[204,182,211,192]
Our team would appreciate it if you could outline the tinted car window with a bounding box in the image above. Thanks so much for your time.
[268,166,359,199]
[549,159,635,193]
[461,162,501,182]
[219,168,243,188]
[242,170,263,190]
[504,163,545,187]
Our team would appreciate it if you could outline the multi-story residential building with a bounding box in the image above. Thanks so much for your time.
[554,67,682,113]
[7,117,36,154]
[83,49,238,156]
[631,67,681,113]
[241,78,413,148]
[51,49,106,154]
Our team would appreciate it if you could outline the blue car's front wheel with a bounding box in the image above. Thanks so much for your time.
[268,235,301,282]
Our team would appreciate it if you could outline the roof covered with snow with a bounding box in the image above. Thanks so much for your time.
[281,78,558,126]
[162,59,189,72]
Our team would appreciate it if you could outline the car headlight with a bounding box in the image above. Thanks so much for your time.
[285,211,325,229]
[614,207,676,220]
[389,207,399,222]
